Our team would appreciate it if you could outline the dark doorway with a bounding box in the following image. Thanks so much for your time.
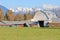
[38,21,44,27]
[24,23,28,27]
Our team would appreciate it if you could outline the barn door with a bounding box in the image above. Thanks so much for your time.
[38,21,44,27]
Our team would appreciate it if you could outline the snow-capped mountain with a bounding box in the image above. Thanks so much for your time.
[42,4,60,17]
[0,5,42,15]
[52,8,60,17]
[0,5,60,18]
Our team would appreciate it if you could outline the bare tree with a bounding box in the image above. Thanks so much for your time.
[24,13,33,20]
[14,14,24,21]
[0,8,5,21]
[6,10,15,21]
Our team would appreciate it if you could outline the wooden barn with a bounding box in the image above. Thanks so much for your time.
[31,10,48,27]
[0,10,59,27]
[31,10,58,27]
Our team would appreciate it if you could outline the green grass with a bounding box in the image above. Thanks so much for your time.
[0,27,60,40]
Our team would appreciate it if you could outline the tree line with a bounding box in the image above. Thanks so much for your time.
[0,8,34,21]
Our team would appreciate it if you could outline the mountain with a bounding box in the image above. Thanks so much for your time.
[53,8,60,17]
[43,8,60,18]
[47,8,60,18]
[0,5,60,17]
[0,5,8,15]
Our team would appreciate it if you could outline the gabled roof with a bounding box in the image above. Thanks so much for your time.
[44,10,57,19]
[33,10,48,21]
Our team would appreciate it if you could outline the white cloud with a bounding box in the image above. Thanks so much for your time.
[43,4,60,10]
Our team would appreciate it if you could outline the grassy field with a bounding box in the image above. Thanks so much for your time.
[0,27,60,40]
